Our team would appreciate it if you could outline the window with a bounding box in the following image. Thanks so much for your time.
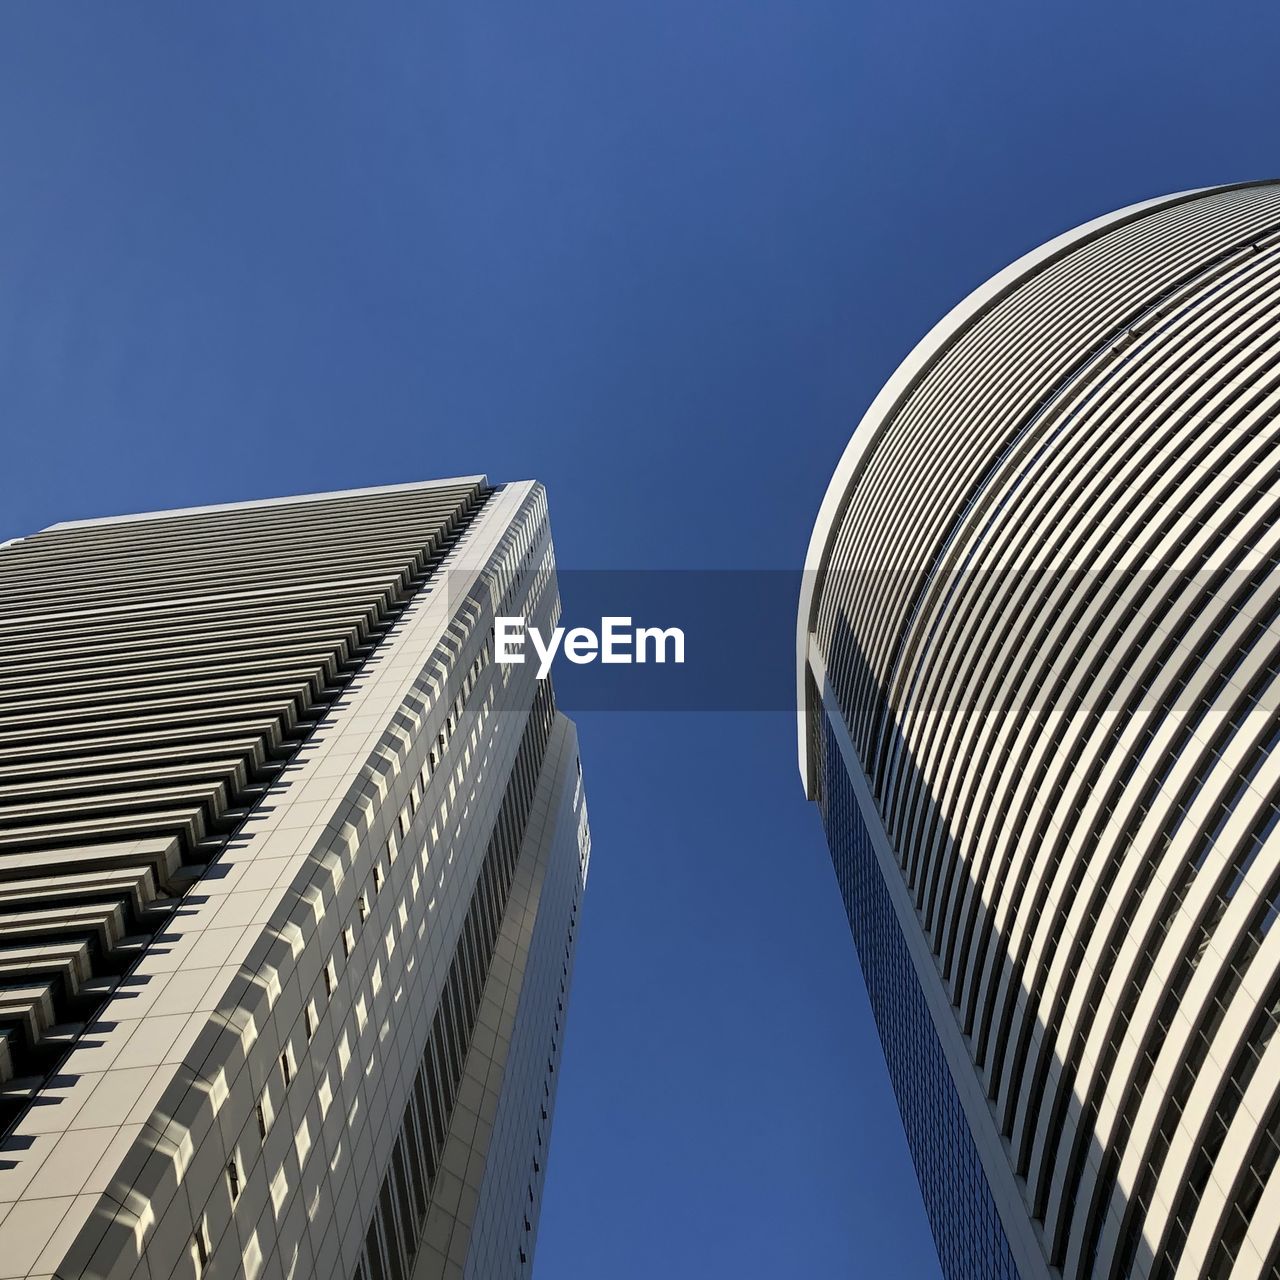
[344,681,560,1280]
[193,1221,210,1274]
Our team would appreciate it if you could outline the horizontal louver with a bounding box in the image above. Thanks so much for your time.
[0,482,487,1129]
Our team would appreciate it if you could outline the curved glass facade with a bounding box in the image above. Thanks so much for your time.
[799,180,1280,1280]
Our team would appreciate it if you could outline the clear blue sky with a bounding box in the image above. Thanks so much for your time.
[2,5,1279,1277]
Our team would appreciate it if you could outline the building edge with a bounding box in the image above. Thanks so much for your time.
[793,180,1280,796]
[3,480,577,1280]
[813,641,1053,1280]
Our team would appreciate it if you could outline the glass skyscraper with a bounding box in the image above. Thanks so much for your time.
[0,478,590,1280]
[798,181,1280,1280]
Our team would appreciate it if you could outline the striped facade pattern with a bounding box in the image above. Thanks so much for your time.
[0,481,484,1125]
[0,479,589,1280]
[0,481,483,1131]
[800,181,1280,1280]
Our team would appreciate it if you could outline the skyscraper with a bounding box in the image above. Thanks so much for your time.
[797,181,1280,1280]
[0,478,591,1280]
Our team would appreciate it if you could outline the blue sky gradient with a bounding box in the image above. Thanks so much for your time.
[3,5,1280,1276]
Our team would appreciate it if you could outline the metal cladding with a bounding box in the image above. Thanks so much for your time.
[0,478,593,1280]
[0,481,486,1123]
[800,181,1280,1279]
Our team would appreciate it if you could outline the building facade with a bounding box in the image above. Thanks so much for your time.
[797,181,1280,1280]
[0,478,591,1280]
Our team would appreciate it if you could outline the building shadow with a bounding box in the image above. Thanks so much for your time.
[815,609,1159,1280]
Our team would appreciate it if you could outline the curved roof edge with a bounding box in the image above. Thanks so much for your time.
[794,180,1278,797]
